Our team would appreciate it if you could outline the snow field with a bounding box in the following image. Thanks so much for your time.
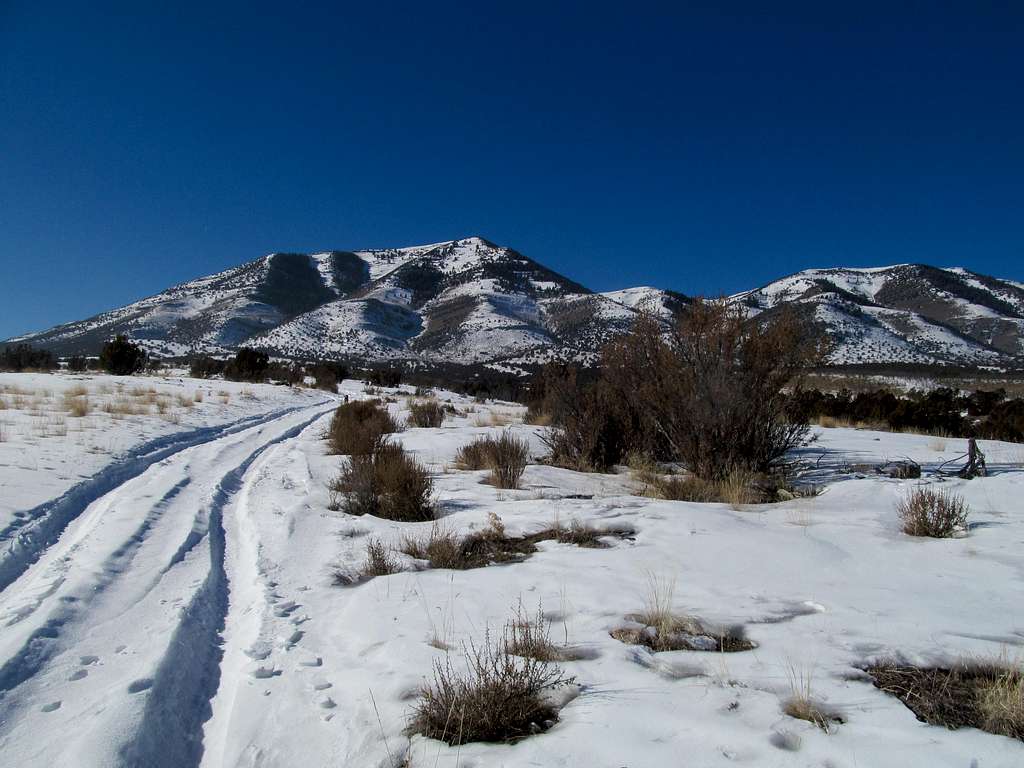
[0,377,1022,766]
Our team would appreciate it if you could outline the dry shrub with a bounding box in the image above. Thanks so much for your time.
[361,537,400,579]
[408,624,574,745]
[456,433,529,489]
[400,523,463,569]
[408,400,445,428]
[524,407,552,426]
[327,399,400,455]
[897,487,969,537]
[400,513,626,572]
[543,302,823,478]
[550,518,610,548]
[504,604,563,662]
[334,442,433,521]
[869,661,1023,741]
[634,459,763,507]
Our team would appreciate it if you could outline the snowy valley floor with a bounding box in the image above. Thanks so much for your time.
[0,372,1022,767]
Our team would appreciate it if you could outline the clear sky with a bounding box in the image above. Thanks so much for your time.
[2,1,1022,339]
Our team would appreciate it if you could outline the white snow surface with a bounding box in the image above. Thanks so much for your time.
[0,373,1023,767]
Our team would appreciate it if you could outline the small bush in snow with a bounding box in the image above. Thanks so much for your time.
[456,433,529,489]
[408,625,573,745]
[408,400,445,428]
[326,399,400,456]
[897,486,969,537]
[335,442,433,522]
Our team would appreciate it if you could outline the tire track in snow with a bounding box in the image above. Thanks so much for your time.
[0,402,329,594]
[0,478,191,695]
[116,408,330,768]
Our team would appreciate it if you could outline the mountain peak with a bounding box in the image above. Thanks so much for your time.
[5,246,1022,372]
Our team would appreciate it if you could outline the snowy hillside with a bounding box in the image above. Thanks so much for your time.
[7,241,1024,370]
[736,264,1024,368]
[0,371,1022,766]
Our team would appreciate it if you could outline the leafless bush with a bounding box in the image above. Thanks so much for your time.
[897,487,969,537]
[326,399,400,455]
[408,400,445,428]
[334,442,433,521]
[542,302,822,477]
[456,433,529,489]
[408,624,573,745]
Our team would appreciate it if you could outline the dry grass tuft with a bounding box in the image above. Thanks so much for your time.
[361,537,401,578]
[399,513,625,573]
[399,522,463,569]
[784,663,842,732]
[456,433,529,489]
[611,572,755,653]
[474,410,516,428]
[869,660,1023,741]
[978,666,1024,739]
[408,400,445,428]
[63,391,90,417]
[897,486,969,537]
[408,622,574,745]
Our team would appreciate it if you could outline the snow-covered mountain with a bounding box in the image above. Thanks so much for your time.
[735,264,1024,369]
[6,239,1024,370]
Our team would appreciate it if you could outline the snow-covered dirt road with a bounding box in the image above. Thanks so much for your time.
[0,395,336,767]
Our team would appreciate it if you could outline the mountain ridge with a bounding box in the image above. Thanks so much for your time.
[7,238,1024,372]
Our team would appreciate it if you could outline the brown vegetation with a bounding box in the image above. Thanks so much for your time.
[897,486,969,537]
[326,399,400,455]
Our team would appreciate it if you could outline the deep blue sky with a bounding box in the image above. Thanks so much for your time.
[2,1,1022,338]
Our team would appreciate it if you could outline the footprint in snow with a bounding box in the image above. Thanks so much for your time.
[273,601,299,617]
[128,678,153,693]
[41,701,62,712]
[80,655,100,665]
[69,669,88,681]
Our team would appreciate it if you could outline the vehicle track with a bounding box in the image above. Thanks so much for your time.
[0,401,335,767]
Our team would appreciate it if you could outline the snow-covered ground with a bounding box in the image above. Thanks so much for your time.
[0,373,1022,767]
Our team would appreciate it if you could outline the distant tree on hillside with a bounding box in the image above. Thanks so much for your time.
[224,348,269,382]
[0,343,55,372]
[100,335,147,376]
